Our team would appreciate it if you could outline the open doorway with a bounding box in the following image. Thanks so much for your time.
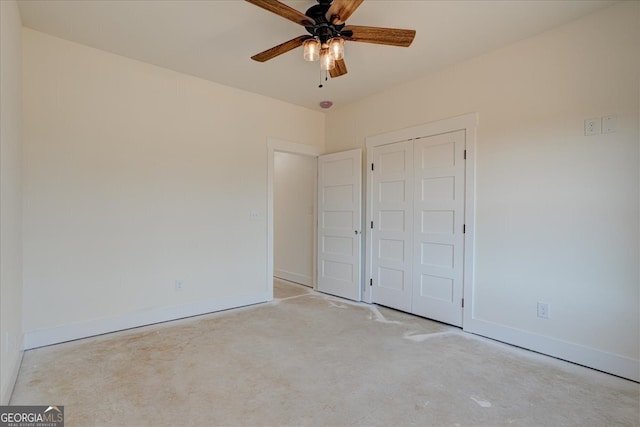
[267,140,363,302]
[273,151,317,287]
[267,139,323,298]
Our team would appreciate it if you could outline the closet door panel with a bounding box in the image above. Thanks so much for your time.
[412,130,466,326]
[371,141,413,312]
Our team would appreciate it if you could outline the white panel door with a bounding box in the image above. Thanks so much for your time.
[317,149,362,301]
[412,130,466,326]
[371,141,414,312]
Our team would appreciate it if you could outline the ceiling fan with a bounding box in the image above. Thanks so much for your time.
[246,0,416,79]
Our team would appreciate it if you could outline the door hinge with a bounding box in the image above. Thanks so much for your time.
[370,278,373,287]
[371,163,374,171]
[464,150,467,160]
[461,298,465,308]
[371,221,374,229]
[463,224,466,234]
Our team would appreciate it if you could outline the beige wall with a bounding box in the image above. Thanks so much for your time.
[0,0,24,404]
[22,28,324,346]
[327,2,639,376]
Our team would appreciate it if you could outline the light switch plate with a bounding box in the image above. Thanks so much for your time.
[602,115,617,133]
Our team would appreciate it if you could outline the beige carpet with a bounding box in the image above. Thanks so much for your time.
[10,279,640,426]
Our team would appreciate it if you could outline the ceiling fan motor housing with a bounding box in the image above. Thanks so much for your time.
[304,2,349,45]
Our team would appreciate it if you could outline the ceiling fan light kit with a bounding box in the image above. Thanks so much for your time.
[303,38,320,61]
[320,48,335,71]
[304,36,343,71]
[246,0,416,83]
[328,37,345,60]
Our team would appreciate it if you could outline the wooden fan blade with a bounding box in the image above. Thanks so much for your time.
[326,0,364,25]
[251,35,310,62]
[245,0,312,27]
[329,58,348,78]
[343,25,416,47]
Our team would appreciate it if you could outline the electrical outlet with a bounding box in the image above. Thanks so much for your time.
[584,118,601,136]
[175,280,184,291]
[537,302,550,319]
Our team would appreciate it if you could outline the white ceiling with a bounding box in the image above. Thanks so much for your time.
[17,0,616,112]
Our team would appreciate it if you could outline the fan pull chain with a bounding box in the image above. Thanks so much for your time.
[318,69,329,88]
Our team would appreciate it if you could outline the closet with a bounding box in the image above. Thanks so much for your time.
[370,130,467,326]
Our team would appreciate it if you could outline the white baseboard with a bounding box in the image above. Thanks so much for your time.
[1,345,23,405]
[466,318,639,382]
[274,269,312,287]
[24,293,270,350]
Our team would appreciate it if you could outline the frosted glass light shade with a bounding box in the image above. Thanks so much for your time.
[303,38,320,62]
[320,48,335,70]
[328,37,344,60]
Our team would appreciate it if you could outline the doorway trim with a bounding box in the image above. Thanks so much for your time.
[364,113,478,330]
[267,138,323,299]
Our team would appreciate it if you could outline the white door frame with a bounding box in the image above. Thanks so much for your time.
[267,138,323,299]
[364,113,478,330]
